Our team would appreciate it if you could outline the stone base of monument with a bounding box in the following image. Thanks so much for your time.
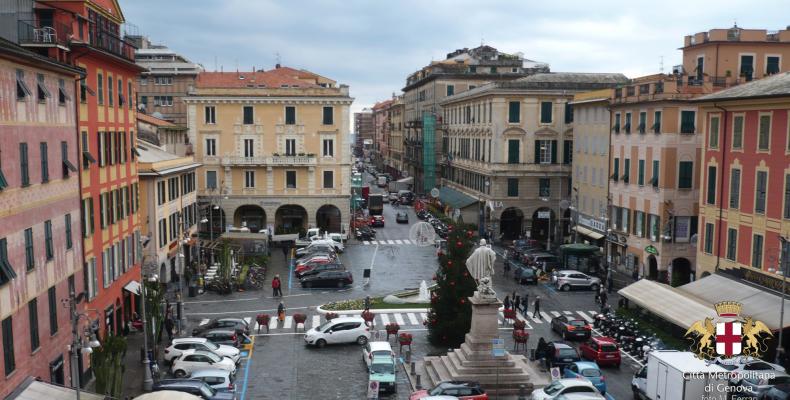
[420,291,543,397]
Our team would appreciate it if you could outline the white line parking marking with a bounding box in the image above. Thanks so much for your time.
[200,318,209,326]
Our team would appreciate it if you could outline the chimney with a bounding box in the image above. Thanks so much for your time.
[275,63,281,69]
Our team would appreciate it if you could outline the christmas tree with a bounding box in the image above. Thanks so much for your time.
[427,226,478,347]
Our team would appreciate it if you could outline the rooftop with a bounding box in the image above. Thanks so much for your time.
[138,112,176,127]
[695,71,790,101]
[194,66,335,89]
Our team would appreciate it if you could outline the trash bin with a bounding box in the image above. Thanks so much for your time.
[188,285,197,297]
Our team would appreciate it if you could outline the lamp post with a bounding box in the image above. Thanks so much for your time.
[540,197,552,251]
[137,234,154,392]
[479,178,490,238]
[775,237,790,364]
[67,292,101,400]
[570,187,579,244]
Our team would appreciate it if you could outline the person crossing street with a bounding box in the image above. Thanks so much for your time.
[272,274,282,297]
[532,296,541,319]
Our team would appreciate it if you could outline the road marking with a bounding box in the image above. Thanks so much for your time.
[363,241,370,245]
[184,306,309,316]
[185,296,261,304]
[540,312,553,321]
[407,313,419,325]
[243,317,252,326]
[551,311,561,317]
[419,312,428,322]
[269,316,278,330]
[199,318,209,326]
[378,313,390,325]
[283,316,293,329]
[577,311,593,322]
[239,336,255,400]
[395,240,403,244]
[589,311,598,316]
[563,311,575,316]
[311,315,321,328]
[393,313,405,325]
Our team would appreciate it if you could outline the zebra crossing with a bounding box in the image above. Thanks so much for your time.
[195,309,598,334]
[360,239,430,246]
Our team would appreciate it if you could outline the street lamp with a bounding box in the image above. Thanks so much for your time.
[540,197,552,251]
[66,292,101,400]
[478,178,490,238]
[772,237,790,364]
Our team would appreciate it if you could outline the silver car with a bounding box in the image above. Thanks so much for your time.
[553,270,601,292]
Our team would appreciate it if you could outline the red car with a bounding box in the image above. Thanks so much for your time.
[370,215,385,227]
[295,256,334,273]
[410,380,488,400]
[579,336,621,367]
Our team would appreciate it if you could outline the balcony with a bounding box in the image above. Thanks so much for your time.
[88,29,136,62]
[275,124,305,135]
[269,155,317,166]
[18,20,71,49]
[221,155,317,167]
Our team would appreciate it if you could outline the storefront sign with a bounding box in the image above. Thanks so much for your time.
[743,270,790,295]
[577,214,606,233]
[645,245,659,255]
[538,211,551,219]
[261,201,280,207]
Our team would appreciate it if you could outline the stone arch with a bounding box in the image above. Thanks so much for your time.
[234,205,267,233]
[275,204,308,235]
[671,257,693,287]
[316,204,342,233]
[531,207,555,243]
[647,255,659,280]
[499,207,524,240]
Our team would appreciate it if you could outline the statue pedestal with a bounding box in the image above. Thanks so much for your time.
[422,292,537,396]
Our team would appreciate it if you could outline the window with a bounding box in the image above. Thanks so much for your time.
[96,73,104,105]
[622,207,630,233]
[157,181,166,205]
[44,220,53,260]
[65,214,72,250]
[62,141,75,178]
[508,140,520,164]
[540,101,552,123]
[446,85,454,96]
[0,238,16,286]
[85,258,97,299]
[508,101,520,123]
[638,112,646,133]
[704,223,714,253]
[243,106,254,125]
[752,234,764,269]
[322,106,333,125]
[205,138,216,156]
[649,214,660,242]
[563,140,572,164]
[323,170,334,188]
[535,140,555,164]
[651,160,659,187]
[158,218,166,248]
[730,169,741,209]
[507,178,518,197]
[285,139,296,156]
[652,111,662,133]
[34,74,49,103]
[29,298,39,351]
[622,159,630,184]
[206,171,217,190]
[726,228,738,261]
[613,113,621,133]
[40,142,49,183]
[57,78,68,105]
[118,78,124,106]
[20,143,29,186]
[785,174,790,219]
[153,76,173,85]
[638,160,645,186]
[205,106,216,124]
[107,76,113,106]
[539,178,550,198]
[624,113,631,134]
[16,69,31,100]
[3,316,14,375]
[153,96,173,106]
[24,228,34,271]
[322,139,334,157]
[679,161,693,189]
[755,171,767,214]
[564,103,573,123]
[286,171,296,189]
[767,56,781,75]
[128,81,133,109]
[48,287,57,335]
[285,106,296,125]
[758,114,771,151]
[81,198,94,238]
[634,211,644,237]
[709,116,720,148]
[490,66,497,73]
[612,158,619,182]
[680,110,696,134]
[732,115,744,149]
[707,166,717,204]
[741,55,755,81]
[244,139,254,157]
[244,171,255,188]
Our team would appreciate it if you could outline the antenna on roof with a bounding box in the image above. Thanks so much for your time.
[659,56,664,73]
[214,56,217,72]
[275,52,281,69]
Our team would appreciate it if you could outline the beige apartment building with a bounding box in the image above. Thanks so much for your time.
[439,73,626,244]
[388,96,405,176]
[568,89,614,248]
[184,66,353,236]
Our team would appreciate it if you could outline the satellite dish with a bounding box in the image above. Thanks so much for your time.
[430,188,440,198]
[559,199,570,210]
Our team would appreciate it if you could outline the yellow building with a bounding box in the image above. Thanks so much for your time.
[136,140,200,283]
[184,66,353,235]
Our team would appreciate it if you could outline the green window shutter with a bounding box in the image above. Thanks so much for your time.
[707,166,717,204]
[550,140,557,164]
[20,143,29,186]
[534,140,541,163]
[638,160,645,186]
[709,117,720,148]
[563,140,572,164]
[623,159,630,183]
[726,228,737,261]
[651,160,659,187]
[729,169,740,209]
[612,159,619,181]
[507,178,518,197]
[679,161,693,189]
[508,140,520,164]
[540,102,552,123]
[758,115,770,150]
[681,111,696,134]
[733,116,744,149]
[755,171,767,214]
[508,101,520,123]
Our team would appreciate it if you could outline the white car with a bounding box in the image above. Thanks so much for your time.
[164,338,241,364]
[362,341,394,369]
[304,316,369,347]
[171,349,236,378]
[531,378,600,400]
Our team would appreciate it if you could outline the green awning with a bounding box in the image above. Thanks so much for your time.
[439,186,478,209]
[559,243,600,255]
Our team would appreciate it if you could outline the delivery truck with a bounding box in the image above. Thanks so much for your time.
[633,350,729,400]
[368,194,384,216]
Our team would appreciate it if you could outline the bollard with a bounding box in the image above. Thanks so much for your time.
[415,374,421,390]
[518,384,527,400]
[404,349,411,364]
[410,361,416,375]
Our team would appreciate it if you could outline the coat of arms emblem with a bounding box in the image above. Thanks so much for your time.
[684,301,773,359]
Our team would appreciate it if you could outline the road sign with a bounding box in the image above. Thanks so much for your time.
[550,367,561,381]
[367,380,380,399]
[492,338,504,347]
[492,348,506,357]
[538,211,551,219]
[430,188,440,198]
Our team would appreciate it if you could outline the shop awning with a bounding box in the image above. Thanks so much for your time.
[7,377,105,400]
[397,176,414,184]
[123,280,141,295]
[439,186,478,209]
[618,279,717,329]
[679,273,790,331]
[573,226,604,240]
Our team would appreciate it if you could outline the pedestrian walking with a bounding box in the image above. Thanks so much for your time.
[277,301,286,322]
[600,288,608,310]
[164,316,175,342]
[521,293,529,314]
[514,295,521,313]
[503,295,511,310]
[607,269,614,294]
[272,274,282,297]
[281,244,288,260]
[364,295,371,312]
[532,296,541,319]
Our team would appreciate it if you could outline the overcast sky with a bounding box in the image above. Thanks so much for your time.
[123,0,787,122]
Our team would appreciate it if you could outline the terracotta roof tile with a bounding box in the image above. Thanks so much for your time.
[137,112,175,127]
[195,66,322,89]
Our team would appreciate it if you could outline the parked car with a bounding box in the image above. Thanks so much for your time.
[562,362,606,395]
[410,380,488,400]
[529,254,561,271]
[363,341,395,369]
[553,270,601,292]
[715,356,787,384]
[514,265,538,285]
[550,316,592,341]
[370,215,385,227]
[300,270,353,288]
[552,394,605,400]
[164,338,241,364]
[398,190,415,204]
[732,372,790,398]
[152,380,234,400]
[388,192,400,202]
[192,318,250,337]
[170,350,236,378]
[295,244,337,258]
[369,355,397,393]
[295,252,336,266]
[530,378,600,400]
[189,368,236,392]
[297,262,344,278]
[396,212,409,224]
[762,384,790,400]
[355,227,376,241]
[579,337,621,367]
[195,330,240,348]
[295,256,335,273]
[303,316,370,347]
[545,342,581,371]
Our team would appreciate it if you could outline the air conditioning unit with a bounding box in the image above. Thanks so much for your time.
[672,65,683,75]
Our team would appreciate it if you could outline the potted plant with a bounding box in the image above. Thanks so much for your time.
[298,152,306,157]
[361,310,375,326]
[293,313,307,332]
[385,323,400,340]
[503,308,517,323]
[513,319,526,331]
[256,314,271,333]
[398,332,413,351]
[324,312,338,321]
[273,152,280,157]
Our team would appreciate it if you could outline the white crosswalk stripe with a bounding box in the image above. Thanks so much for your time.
[379,313,390,325]
[363,241,370,245]
[551,311,561,317]
[269,316,278,330]
[358,239,426,246]
[419,312,428,322]
[407,313,419,325]
[577,311,593,322]
[563,311,575,316]
[393,313,405,326]
[388,240,396,244]
[540,312,553,321]
[283,316,293,329]
[395,240,403,244]
[200,318,209,326]
[312,315,321,328]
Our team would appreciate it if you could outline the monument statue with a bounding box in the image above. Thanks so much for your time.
[465,239,497,297]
